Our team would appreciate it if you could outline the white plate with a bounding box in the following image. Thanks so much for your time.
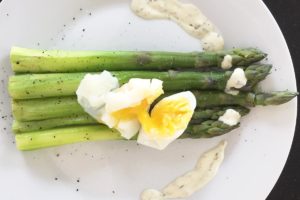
[0,0,297,199]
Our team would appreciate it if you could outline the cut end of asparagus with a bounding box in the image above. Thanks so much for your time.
[231,48,267,66]
[255,91,298,106]
[10,47,39,73]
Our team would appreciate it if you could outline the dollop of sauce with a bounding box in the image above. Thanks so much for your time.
[131,0,224,51]
[221,55,233,69]
[225,68,247,95]
[140,141,227,199]
[218,109,241,126]
[141,189,164,200]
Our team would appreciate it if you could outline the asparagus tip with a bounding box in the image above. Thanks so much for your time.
[231,48,267,66]
[255,91,298,106]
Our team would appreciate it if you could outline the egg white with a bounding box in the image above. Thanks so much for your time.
[76,71,119,120]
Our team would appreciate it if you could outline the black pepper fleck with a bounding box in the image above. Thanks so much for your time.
[76,189,79,192]
[56,153,60,157]
[54,177,58,181]
[82,28,85,32]
[73,17,76,20]
[88,12,92,16]
[76,179,80,183]
[112,190,115,194]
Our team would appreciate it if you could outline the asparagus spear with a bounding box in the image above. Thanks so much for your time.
[12,91,296,121]
[13,114,97,133]
[11,47,267,73]
[183,120,239,139]
[15,125,123,151]
[12,106,250,133]
[12,96,85,121]
[15,120,240,151]
[190,106,249,124]
[8,65,271,100]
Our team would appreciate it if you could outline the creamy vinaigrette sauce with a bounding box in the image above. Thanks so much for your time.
[140,141,227,199]
[131,0,224,51]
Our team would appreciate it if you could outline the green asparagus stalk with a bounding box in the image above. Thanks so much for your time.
[13,96,85,121]
[15,120,240,151]
[12,106,250,133]
[183,120,239,138]
[190,106,249,124]
[8,65,271,99]
[11,47,267,73]
[15,125,123,151]
[13,114,97,133]
[12,91,296,122]
[193,91,298,108]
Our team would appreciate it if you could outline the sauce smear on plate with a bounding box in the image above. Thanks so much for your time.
[131,0,224,51]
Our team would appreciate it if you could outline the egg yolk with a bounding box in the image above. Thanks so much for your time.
[111,87,162,120]
[139,97,193,136]
[112,97,193,137]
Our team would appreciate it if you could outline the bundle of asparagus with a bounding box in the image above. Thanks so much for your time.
[8,47,297,151]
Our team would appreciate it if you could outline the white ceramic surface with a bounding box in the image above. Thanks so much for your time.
[0,0,297,199]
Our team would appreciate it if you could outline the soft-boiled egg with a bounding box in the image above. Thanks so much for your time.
[76,71,197,150]
[101,78,164,139]
[137,91,196,150]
